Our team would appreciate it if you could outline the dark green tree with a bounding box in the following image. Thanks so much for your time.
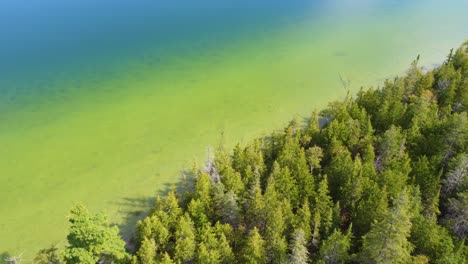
[360,190,414,264]
[34,245,63,264]
[318,226,352,264]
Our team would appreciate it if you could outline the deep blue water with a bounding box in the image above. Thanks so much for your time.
[0,1,313,90]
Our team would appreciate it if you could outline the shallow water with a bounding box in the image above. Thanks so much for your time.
[0,0,467,257]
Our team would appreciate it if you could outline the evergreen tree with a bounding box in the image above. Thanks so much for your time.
[375,126,411,198]
[411,156,441,219]
[410,214,457,263]
[353,182,389,242]
[360,190,414,264]
[245,177,266,230]
[136,214,170,251]
[159,252,175,264]
[289,229,309,264]
[188,198,210,228]
[312,175,334,245]
[265,207,288,263]
[174,214,196,263]
[295,199,312,241]
[270,162,299,207]
[325,148,354,203]
[277,136,315,204]
[306,146,324,174]
[318,226,352,264]
[242,227,267,264]
[136,238,156,264]
[219,190,240,227]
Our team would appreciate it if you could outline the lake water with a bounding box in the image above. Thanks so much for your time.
[1,0,467,257]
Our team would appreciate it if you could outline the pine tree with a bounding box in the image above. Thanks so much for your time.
[188,198,209,228]
[174,214,196,263]
[306,146,324,174]
[242,227,267,264]
[136,214,170,251]
[295,199,312,241]
[318,226,352,264]
[219,190,240,227]
[197,242,220,264]
[375,126,411,199]
[136,238,156,264]
[194,173,213,215]
[340,155,365,215]
[410,214,457,263]
[265,207,288,263]
[277,136,315,204]
[270,162,299,207]
[353,182,389,241]
[360,190,414,264]
[289,229,309,264]
[411,156,441,219]
[245,177,266,230]
[325,148,354,203]
[159,252,175,264]
[312,175,334,245]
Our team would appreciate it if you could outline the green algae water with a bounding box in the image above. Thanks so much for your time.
[1,0,467,257]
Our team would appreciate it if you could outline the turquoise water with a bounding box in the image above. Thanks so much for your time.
[0,0,467,258]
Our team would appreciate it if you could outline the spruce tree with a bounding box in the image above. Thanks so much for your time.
[242,227,267,264]
[360,190,414,264]
[289,229,309,264]
[136,238,156,264]
[318,226,352,264]
[174,214,196,263]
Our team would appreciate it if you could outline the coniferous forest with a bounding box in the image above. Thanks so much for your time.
[34,43,467,264]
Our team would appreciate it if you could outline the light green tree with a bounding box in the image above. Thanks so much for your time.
[242,227,266,264]
[63,205,129,264]
[136,238,156,264]
[174,214,196,263]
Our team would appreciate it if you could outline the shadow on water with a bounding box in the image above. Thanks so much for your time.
[113,169,197,252]
[0,252,9,264]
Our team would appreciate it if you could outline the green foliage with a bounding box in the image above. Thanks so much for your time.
[64,205,129,264]
[242,227,267,264]
[318,226,352,264]
[289,229,309,264]
[136,238,156,264]
[360,190,414,263]
[313,175,334,245]
[174,213,196,263]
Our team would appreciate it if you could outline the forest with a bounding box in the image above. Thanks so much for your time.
[32,43,467,264]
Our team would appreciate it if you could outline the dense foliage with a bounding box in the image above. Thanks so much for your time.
[35,43,467,264]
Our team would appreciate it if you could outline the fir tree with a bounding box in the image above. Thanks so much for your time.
[289,229,309,264]
[360,190,414,264]
[242,227,267,264]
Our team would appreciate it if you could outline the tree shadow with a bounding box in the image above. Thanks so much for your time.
[1,252,11,264]
[113,169,197,252]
